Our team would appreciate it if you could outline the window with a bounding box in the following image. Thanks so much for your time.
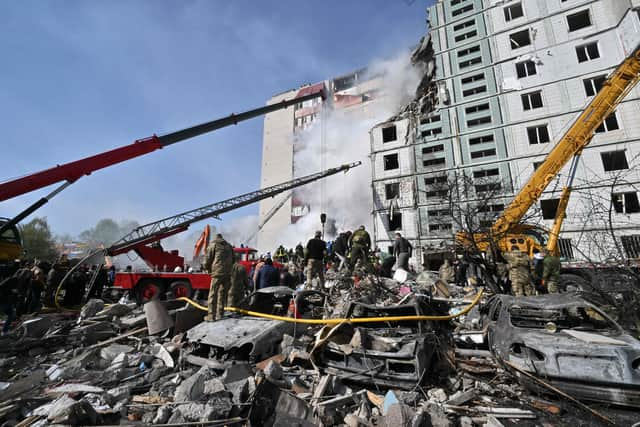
[385,183,400,200]
[478,203,504,213]
[470,148,496,159]
[473,168,499,178]
[453,19,475,31]
[576,42,600,63]
[465,103,490,114]
[461,73,484,85]
[423,158,446,167]
[475,182,502,193]
[601,150,629,171]
[389,212,402,230]
[422,144,444,154]
[533,161,544,170]
[504,3,523,22]
[469,134,494,145]
[567,10,591,32]
[421,128,443,138]
[462,85,487,97]
[382,126,397,143]
[458,45,480,57]
[424,175,448,186]
[425,189,449,198]
[558,238,574,260]
[516,60,536,78]
[527,125,550,144]
[428,209,451,217]
[583,75,606,96]
[459,57,482,69]
[621,235,640,258]
[452,4,473,16]
[429,223,452,232]
[540,199,560,220]
[613,192,640,214]
[467,116,492,127]
[455,30,477,42]
[521,91,543,110]
[450,0,464,5]
[595,112,619,133]
[383,153,399,170]
[509,29,531,49]
[420,114,441,125]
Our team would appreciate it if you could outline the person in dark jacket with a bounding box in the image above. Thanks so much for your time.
[393,232,413,271]
[305,231,326,287]
[333,232,349,272]
[256,258,280,289]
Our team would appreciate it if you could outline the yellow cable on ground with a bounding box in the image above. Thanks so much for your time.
[176,289,484,324]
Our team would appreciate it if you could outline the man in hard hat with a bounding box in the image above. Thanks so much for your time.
[204,234,233,321]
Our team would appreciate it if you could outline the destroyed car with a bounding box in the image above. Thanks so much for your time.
[486,292,640,408]
[185,286,326,365]
[312,297,450,390]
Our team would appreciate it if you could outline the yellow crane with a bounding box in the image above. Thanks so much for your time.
[458,43,640,257]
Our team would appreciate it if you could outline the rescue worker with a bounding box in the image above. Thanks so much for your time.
[438,259,455,283]
[274,245,287,263]
[531,249,545,292]
[256,257,280,289]
[333,232,349,272]
[305,231,326,288]
[294,243,304,264]
[204,233,233,321]
[252,255,266,290]
[542,248,561,293]
[393,232,413,271]
[349,225,371,271]
[228,253,249,307]
[503,246,533,297]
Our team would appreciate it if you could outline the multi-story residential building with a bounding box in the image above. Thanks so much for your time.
[371,0,640,266]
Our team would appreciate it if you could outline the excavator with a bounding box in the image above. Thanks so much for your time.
[0,84,325,276]
[457,44,640,285]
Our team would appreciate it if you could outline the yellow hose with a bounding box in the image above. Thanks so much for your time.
[176,288,483,324]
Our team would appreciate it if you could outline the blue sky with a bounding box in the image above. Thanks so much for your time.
[0,0,431,238]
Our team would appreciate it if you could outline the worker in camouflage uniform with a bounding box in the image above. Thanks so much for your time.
[503,246,533,297]
[204,234,233,321]
[349,225,371,271]
[542,248,561,293]
[228,253,249,308]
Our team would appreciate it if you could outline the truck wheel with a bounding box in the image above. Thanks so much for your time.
[170,281,192,299]
[559,273,590,292]
[136,280,162,304]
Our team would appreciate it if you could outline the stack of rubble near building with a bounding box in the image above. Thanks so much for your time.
[1,273,639,426]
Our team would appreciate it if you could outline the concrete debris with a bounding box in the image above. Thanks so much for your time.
[0,272,637,426]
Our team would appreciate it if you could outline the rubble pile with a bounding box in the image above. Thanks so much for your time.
[1,276,639,426]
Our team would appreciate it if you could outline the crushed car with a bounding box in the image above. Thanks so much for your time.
[486,292,640,408]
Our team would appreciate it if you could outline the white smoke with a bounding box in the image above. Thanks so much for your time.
[263,49,422,249]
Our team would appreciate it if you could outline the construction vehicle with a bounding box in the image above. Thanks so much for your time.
[457,44,640,267]
[81,161,361,303]
[0,84,325,276]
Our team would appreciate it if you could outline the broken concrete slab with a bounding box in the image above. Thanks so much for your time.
[204,378,226,395]
[80,299,105,319]
[19,317,53,339]
[99,343,134,362]
[152,342,175,368]
[47,383,104,397]
[144,299,174,335]
[173,367,210,403]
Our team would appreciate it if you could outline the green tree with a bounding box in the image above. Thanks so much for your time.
[20,217,59,261]
[79,218,140,246]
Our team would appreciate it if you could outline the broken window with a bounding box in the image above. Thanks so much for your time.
[470,148,496,159]
[453,19,475,31]
[383,154,399,170]
[424,175,448,186]
[583,75,606,96]
[576,42,600,63]
[462,85,487,97]
[429,223,453,232]
[595,112,619,133]
[509,29,531,49]
[333,72,359,92]
[612,192,640,214]
[509,305,613,331]
[422,144,445,154]
[478,203,504,213]
[425,189,449,198]
[389,212,402,230]
[516,60,537,78]
[469,134,494,145]
[567,9,591,32]
[420,114,441,125]
[455,30,478,42]
[457,45,480,57]
[620,235,640,258]
[540,198,560,220]
[558,238,574,260]
[504,2,523,22]
[423,158,446,167]
[521,91,543,110]
[475,182,502,193]
[452,3,473,16]
[601,150,629,172]
[421,128,443,138]
[459,57,482,69]
[473,168,499,178]
[428,208,451,217]
[467,116,492,127]
[461,73,484,85]
[385,183,400,200]
[527,125,550,144]
[382,125,397,143]
[465,103,490,114]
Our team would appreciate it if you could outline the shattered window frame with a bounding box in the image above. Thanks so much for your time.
[567,9,592,32]
[540,198,560,220]
[382,125,398,143]
[576,41,600,63]
[383,153,400,170]
[503,2,524,22]
[600,150,629,172]
[384,182,400,200]
[509,29,531,49]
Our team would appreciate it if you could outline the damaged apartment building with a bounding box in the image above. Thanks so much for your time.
[372,0,640,265]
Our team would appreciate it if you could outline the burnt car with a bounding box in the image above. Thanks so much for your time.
[185,286,326,364]
[312,298,450,390]
[486,292,640,408]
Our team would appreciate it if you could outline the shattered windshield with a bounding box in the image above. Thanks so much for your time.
[508,305,617,333]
